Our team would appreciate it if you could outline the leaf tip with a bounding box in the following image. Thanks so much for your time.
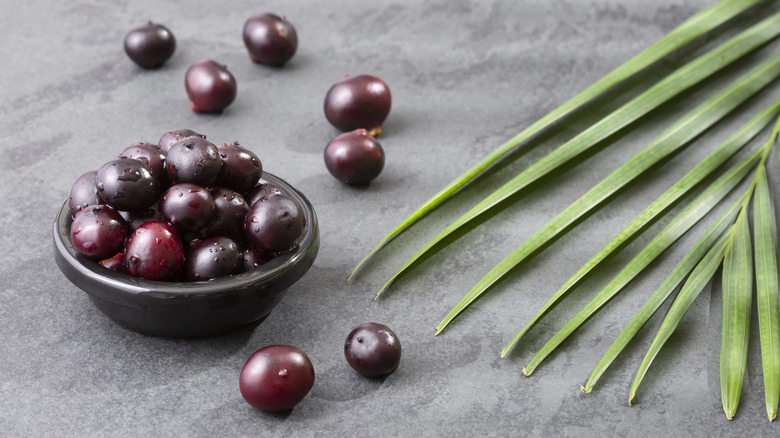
[580,385,590,394]
[522,367,531,377]
[375,278,396,300]
[349,260,366,281]
[374,285,389,300]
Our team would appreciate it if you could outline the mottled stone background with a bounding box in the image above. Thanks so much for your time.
[2,0,780,435]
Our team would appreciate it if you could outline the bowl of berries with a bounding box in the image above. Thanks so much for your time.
[52,129,319,338]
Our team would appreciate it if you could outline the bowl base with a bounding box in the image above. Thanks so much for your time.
[88,295,277,338]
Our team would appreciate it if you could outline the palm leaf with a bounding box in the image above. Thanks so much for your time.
[583,116,780,394]
[374,12,780,298]
[582,193,748,393]
[752,166,780,421]
[502,100,780,358]
[721,207,753,420]
[349,0,767,279]
[440,51,780,336]
[628,228,732,405]
[518,148,754,377]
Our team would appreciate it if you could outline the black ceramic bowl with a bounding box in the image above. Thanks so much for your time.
[53,173,319,338]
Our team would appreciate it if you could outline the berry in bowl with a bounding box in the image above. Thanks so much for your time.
[52,130,319,337]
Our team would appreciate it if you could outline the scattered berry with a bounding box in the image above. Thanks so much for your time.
[344,322,401,377]
[240,345,315,412]
[124,22,176,69]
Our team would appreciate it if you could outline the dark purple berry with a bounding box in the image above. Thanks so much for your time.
[214,142,263,194]
[244,182,282,207]
[165,136,222,186]
[159,183,215,232]
[243,194,304,253]
[96,158,159,212]
[119,142,168,182]
[243,13,298,66]
[185,60,237,112]
[205,187,250,241]
[69,170,104,216]
[240,345,315,412]
[124,22,176,69]
[99,253,126,273]
[124,221,185,281]
[119,202,163,231]
[184,236,244,281]
[180,233,204,251]
[243,246,274,271]
[324,129,384,184]
[324,74,391,137]
[344,322,401,377]
[158,129,206,153]
[70,205,127,261]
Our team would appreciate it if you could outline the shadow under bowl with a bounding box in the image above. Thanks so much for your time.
[52,172,319,338]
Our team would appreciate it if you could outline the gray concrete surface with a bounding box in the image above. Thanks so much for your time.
[3,0,780,435]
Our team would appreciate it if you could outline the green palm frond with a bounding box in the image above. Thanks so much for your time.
[441,52,780,336]
[583,119,780,416]
[753,166,780,421]
[374,11,780,300]
[503,100,780,358]
[581,193,746,394]
[350,0,767,280]
[628,226,732,406]
[721,206,753,420]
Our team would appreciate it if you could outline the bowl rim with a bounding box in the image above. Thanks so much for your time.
[53,172,318,298]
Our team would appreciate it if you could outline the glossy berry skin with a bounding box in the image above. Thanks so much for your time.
[99,252,126,273]
[244,182,282,207]
[166,137,222,186]
[119,202,163,231]
[70,205,127,261]
[124,22,176,69]
[324,74,391,137]
[96,158,159,212]
[158,129,205,153]
[243,246,274,271]
[184,236,244,281]
[214,142,263,194]
[239,345,315,412]
[244,194,304,253]
[124,221,185,281]
[69,170,103,216]
[205,187,249,241]
[185,60,237,112]
[119,142,168,183]
[243,13,298,66]
[344,322,401,377]
[324,129,384,184]
[160,183,215,232]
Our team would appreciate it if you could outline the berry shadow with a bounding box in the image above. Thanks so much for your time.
[376,112,408,139]
[248,407,294,420]
[264,52,314,73]
[309,363,389,402]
